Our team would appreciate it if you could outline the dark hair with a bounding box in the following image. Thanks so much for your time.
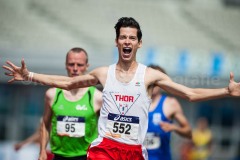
[66,47,88,63]
[148,64,167,75]
[114,17,142,41]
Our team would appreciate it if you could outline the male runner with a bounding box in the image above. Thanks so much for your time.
[145,64,192,160]
[3,17,240,160]
[38,47,102,160]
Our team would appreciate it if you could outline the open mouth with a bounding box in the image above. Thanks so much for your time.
[123,47,132,54]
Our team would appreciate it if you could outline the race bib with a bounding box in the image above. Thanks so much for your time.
[56,116,85,137]
[106,113,139,140]
[144,133,161,149]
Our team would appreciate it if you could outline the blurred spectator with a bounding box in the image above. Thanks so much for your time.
[179,139,194,160]
[191,117,212,160]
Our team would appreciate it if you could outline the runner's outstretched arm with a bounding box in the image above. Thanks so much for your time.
[3,59,99,90]
[147,67,240,101]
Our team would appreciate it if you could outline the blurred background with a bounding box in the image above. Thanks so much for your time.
[0,0,240,159]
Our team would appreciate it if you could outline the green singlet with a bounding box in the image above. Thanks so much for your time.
[50,87,99,157]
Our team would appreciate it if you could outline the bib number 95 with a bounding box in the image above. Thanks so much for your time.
[65,123,75,132]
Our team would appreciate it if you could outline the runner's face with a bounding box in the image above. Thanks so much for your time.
[65,51,89,77]
[115,27,142,62]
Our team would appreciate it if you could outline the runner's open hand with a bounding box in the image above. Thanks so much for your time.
[2,59,29,83]
[228,72,240,97]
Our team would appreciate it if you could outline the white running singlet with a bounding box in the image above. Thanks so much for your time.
[90,63,151,159]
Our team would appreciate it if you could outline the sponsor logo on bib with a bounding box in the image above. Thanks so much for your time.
[110,92,140,115]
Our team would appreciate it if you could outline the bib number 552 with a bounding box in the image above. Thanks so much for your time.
[112,122,131,134]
